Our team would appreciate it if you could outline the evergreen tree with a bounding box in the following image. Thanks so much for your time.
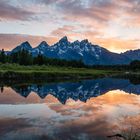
[10,52,19,63]
[0,49,6,63]
[130,60,140,70]
[10,49,33,65]
[19,49,33,65]
[33,53,45,65]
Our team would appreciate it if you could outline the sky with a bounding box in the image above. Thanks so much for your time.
[0,0,140,53]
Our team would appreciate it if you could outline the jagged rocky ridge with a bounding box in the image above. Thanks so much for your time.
[11,78,140,104]
[10,36,140,65]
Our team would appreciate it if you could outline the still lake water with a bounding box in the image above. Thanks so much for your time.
[0,78,140,140]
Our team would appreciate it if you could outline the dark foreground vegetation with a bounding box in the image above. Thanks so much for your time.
[0,64,115,81]
[92,60,140,71]
[0,49,140,80]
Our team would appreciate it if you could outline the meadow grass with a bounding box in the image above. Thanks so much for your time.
[0,63,121,80]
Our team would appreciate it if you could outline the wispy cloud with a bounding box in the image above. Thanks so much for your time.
[0,0,139,52]
[0,0,35,21]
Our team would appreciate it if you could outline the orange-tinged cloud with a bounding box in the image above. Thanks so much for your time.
[0,0,139,53]
[51,25,140,53]
[0,34,58,51]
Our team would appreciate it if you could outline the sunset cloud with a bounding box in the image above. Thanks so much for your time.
[0,0,35,21]
[0,0,139,52]
[0,34,58,50]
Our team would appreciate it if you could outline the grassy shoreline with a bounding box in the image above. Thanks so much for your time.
[0,64,121,80]
[0,64,140,86]
[1,63,139,81]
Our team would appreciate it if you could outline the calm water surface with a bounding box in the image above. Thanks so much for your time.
[0,78,140,140]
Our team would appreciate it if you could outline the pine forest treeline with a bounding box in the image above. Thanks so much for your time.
[0,49,85,68]
[0,49,140,70]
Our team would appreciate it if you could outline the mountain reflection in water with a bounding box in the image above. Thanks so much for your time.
[0,78,140,140]
[3,78,140,104]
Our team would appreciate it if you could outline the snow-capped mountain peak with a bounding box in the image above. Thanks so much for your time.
[81,39,89,44]
[11,36,140,65]
[32,41,49,56]
[11,41,32,53]
[59,36,68,43]
[38,41,49,48]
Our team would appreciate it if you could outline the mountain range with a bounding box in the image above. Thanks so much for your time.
[10,36,140,65]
